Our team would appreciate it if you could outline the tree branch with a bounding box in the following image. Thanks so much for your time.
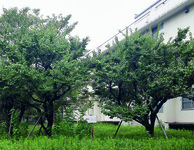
[25,89,43,103]
[109,81,118,101]
[14,99,41,113]
[117,82,122,105]
[55,86,71,100]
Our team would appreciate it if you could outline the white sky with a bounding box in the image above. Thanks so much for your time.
[0,0,156,50]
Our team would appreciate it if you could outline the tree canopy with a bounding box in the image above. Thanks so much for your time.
[0,7,90,136]
[91,28,194,136]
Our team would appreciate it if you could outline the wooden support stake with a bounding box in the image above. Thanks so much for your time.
[8,116,12,135]
[92,123,94,138]
[26,114,42,140]
[114,121,122,138]
[156,115,168,139]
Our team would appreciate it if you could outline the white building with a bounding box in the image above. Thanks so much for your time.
[86,0,194,129]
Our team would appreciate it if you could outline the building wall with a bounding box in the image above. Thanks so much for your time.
[174,97,194,122]
[158,99,176,128]
[85,101,120,122]
[163,3,194,42]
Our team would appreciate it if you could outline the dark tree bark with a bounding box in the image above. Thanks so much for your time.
[144,113,156,136]
[18,105,26,123]
[43,99,54,137]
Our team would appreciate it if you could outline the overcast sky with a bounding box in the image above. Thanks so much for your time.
[1,0,156,50]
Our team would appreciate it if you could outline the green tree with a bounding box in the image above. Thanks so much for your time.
[91,28,194,136]
[0,60,30,134]
[0,7,90,136]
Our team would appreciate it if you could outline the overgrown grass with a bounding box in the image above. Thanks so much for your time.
[0,123,194,149]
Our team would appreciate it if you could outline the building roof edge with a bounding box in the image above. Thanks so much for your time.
[134,0,162,19]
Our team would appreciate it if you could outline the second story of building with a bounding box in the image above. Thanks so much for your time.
[96,0,194,52]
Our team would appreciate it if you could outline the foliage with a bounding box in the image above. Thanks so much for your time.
[9,109,29,139]
[19,120,29,138]
[52,108,75,136]
[0,61,28,131]
[91,27,194,136]
[0,122,7,137]
[53,107,92,138]
[0,7,91,136]
[9,109,20,139]
[75,107,92,138]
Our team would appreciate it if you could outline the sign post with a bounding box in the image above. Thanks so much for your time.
[87,116,97,138]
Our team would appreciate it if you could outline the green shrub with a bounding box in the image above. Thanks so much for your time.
[7,109,29,139]
[75,107,92,138]
[9,109,20,139]
[53,107,92,138]
[19,120,29,137]
[0,122,8,138]
[52,107,75,136]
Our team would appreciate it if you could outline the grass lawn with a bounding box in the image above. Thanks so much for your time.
[0,123,194,150]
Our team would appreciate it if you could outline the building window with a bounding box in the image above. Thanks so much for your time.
[182,97,194,109]
[152,23,164,37]
[182,91,194,109]
[142,23,164,37]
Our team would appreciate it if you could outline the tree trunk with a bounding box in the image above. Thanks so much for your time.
[8,113,13,135]
[40,116,47,135]
[145,113,156,136]
[44,100,54,137]
[19,105,26,123]
[5,111,12,133]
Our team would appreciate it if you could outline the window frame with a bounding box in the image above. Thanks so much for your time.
[182,96,194,110]
[152,23,164,38]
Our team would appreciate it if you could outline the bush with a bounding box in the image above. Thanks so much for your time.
[53,107,75,136]
[52,107,92,138]
[75,107,92,138]
[0,122,7,138]
[19,120,29,137]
